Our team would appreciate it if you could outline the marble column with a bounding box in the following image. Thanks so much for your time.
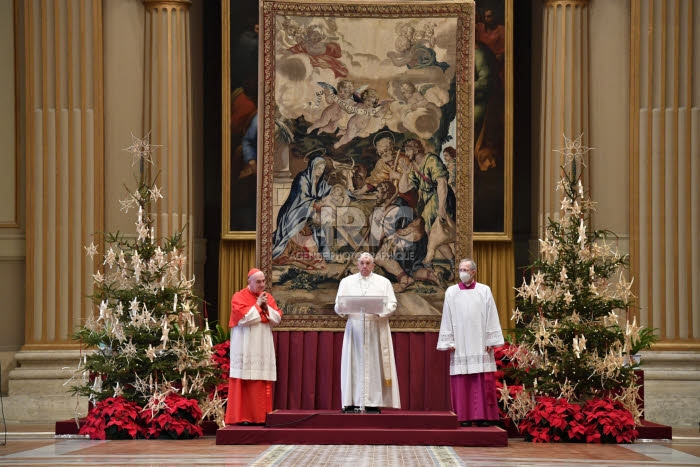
[630,0,699,343]
[8,0,105,422]
[142,0,195,277]
[641,351,700,427]
[535,0,590,237]
[629,0,699,427]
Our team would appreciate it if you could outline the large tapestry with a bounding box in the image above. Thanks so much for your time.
[258,0,475,331]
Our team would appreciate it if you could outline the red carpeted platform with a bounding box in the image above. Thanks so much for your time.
[636,420,673,439]
[215,410,508,446]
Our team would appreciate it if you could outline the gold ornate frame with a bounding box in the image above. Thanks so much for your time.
[258,0,474,331]
[472,0,512,241]
[221,0,258,240]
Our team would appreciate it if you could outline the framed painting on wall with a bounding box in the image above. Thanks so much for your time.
[472,0,512,240]
[257,0,475,331]
[221,0,261,239]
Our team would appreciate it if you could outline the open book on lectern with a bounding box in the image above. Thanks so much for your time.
[337,295,386,316]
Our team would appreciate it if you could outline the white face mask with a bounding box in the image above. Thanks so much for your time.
[459,271,472,283]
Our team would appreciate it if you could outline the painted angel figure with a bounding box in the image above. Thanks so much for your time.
[280,17,306,46]
[288,24,348,78]
[334,88,393,149]
[400,82,431,111]
[387,23,449,73]
[393,81,442,140]
[307,79,355,135]
[414,22,438,48]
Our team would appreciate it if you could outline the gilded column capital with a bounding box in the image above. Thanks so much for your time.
[537,0,591,239]
[142,0,191,9]
[142,0,194,277]
[544,0,589,6]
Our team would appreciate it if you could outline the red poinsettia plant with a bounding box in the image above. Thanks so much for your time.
[494,342,638,444]
[142,393,204,439]
[79,396,145,440]
[518,396,587,443]
[211,340,230,400]
[517,396,639,443]
[581,397,638,443]
[494,343,524,430]
[79,393,206,440]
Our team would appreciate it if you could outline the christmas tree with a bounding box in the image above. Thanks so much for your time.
[501,135,652,433]
[69,135,226,439]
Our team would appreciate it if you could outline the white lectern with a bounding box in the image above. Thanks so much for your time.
[337,295,386,413]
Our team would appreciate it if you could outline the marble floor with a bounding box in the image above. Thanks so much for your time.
[1,424,699,466]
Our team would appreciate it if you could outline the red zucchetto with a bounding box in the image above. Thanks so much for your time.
[247,268,262,278]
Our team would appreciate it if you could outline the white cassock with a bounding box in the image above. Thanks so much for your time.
[229,304,282,381]
[335,272,401,408]
[437,282,504,375]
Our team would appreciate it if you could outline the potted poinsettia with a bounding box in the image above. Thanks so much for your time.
[79,396,144,440]
[142,393,204,439]
[494,342,524,433]
[210,324,231,401]
[518,397,587,443]
[517,396,639,443]
[582,398,638,443]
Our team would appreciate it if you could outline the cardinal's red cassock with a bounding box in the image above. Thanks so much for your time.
[224,285,282,425]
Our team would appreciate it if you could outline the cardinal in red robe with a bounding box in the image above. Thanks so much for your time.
[224,268,282,425]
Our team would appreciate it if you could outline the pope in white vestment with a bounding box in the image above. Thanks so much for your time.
[437,258,504,425]
[335,253,401,412]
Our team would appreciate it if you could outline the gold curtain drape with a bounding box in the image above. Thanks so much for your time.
[218,240,515,333]
[473,241,515,334]
[217,240,256,329]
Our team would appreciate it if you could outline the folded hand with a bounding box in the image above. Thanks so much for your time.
[257,292,269,311]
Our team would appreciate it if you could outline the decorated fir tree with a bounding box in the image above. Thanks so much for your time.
[69,135,226,439]
[501,135,654,441]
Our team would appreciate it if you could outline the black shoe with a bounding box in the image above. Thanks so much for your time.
[341,406,358,413]
[460,421,472,427]
[475,420,491,427]
[237,421,251,426]
[365,407,381,414]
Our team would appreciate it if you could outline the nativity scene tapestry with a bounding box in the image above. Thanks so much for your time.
[257,0,475,331]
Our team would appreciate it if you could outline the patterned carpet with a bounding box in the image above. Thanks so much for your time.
[249,444,466,466]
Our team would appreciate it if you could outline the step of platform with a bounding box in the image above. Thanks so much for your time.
[215,425,508,446]
[216,409,508,446]
[265,409,459,430]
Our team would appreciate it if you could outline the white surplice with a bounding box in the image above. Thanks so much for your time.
[229,305,282,381]
[437,282,505,375]
[335,272,401,408]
